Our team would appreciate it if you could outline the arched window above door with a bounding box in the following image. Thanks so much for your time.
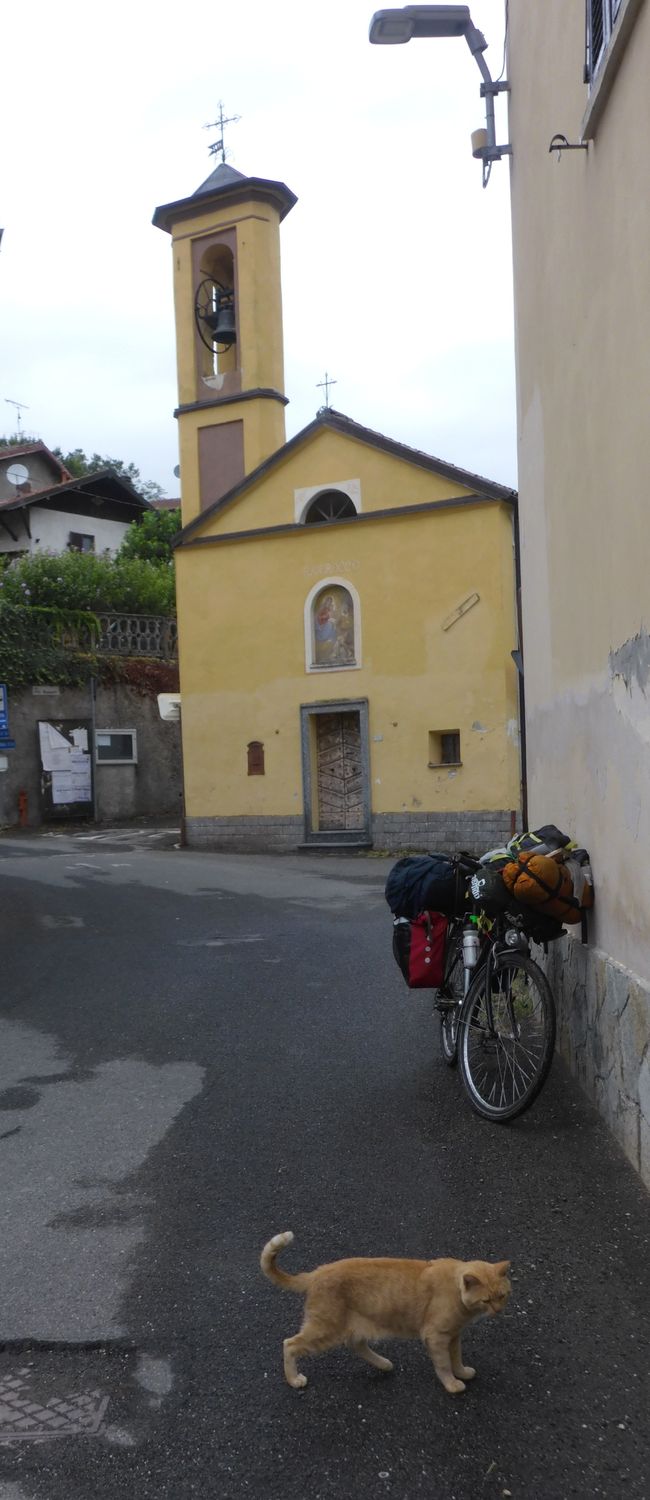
[303,489,357,524]
[294,478,361,525]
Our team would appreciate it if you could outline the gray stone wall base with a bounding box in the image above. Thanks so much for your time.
[185,815,304,852]
[545,936,650,1190]
[372,810,517,854]
[184,809,517,855]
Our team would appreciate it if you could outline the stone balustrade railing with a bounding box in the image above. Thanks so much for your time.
[95,613,178,659]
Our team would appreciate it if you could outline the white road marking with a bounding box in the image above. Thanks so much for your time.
[40,915,85,929]
[179,936,263,947]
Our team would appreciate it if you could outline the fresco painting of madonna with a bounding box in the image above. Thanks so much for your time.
[313,585,355,667]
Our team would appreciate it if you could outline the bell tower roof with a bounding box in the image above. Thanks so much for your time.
[193,161,247,197]
[153,163,297,234]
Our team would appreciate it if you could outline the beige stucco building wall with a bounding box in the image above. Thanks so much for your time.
[507,0,650,1182]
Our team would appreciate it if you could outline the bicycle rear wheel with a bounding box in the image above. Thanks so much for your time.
[458,953,556,1121]
[437,929,464,1067]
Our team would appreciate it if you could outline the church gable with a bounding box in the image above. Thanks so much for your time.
[176,413,511,547]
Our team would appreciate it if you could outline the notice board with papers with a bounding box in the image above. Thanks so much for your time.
[37,719,94,821]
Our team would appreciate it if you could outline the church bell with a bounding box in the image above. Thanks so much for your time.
[195,277,237,351]
[208,289,236,348]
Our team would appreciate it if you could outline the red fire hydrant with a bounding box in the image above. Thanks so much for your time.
[18,789,28,828]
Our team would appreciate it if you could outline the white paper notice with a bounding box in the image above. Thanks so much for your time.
[39,725,68,772]
[71,728,88,751]
[44,748,72,773]
[51,766,92,804]
[51,772,73,805]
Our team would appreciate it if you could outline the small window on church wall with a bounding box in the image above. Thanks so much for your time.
[311,586,356,669]
[247,740,265,775]
[304,490,357,524]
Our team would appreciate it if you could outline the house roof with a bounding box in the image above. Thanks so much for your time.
[175,407,517,547]
[0,440,72,484]
[0,467,151,516]
[153,162,297,234]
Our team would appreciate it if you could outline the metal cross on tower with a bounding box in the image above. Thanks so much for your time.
[316,371,337,409]
[203,103,241,165]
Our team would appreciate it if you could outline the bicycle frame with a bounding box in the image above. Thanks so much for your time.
[437,905,532,1035]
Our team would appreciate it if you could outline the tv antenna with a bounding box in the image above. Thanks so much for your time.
[204,103,241,165]
[4,398,29,433]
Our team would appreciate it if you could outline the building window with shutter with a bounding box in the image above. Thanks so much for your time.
[428,730,461,767]
[68,532,95,553]
[586,0,624,84]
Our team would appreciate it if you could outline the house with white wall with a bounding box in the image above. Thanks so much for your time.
[0,442,150,556]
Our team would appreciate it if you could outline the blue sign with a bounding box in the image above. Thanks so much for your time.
[0,685,7,737]
[0,739,15,751]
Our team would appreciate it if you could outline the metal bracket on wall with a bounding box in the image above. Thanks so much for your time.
[549,134,589,161]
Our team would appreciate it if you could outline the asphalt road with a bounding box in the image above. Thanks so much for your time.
[0,827,647,1500]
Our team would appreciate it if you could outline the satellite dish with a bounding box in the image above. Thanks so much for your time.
[173,464,180,479]
[6,462,30,487]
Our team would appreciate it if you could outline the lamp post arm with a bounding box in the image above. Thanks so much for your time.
[463,20,510,162]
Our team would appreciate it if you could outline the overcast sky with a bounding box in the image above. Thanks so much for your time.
[0,0,515,495]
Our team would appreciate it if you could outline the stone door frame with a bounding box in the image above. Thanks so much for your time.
[300,697,371,846]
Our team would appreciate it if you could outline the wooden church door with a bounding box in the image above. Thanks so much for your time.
[300,699,371,846]
[315,712,363,831]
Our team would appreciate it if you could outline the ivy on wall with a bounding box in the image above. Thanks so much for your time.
[0,606,180,696]
[0,605,100,688]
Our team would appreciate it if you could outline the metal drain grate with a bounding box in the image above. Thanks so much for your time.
[0,1365,109,1441]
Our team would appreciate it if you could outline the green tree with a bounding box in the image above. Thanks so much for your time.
[119,506,181,564]
[51,447,165,503]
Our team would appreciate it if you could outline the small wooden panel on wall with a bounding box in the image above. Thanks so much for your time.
[247,740,265,775]
[198,421,245,508]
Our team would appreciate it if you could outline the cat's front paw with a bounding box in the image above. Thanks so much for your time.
[444,1377,466,1395]
[289,1373,308,1390]
[457,1365,475,1381]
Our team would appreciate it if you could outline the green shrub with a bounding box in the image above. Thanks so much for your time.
[0,550,175,615]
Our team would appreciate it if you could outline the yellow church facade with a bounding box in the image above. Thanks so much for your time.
[154,162,521,852]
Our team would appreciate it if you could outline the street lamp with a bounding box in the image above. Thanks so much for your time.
[369,5,511,186]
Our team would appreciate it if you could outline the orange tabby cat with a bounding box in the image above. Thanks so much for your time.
[261,1231,511,1395]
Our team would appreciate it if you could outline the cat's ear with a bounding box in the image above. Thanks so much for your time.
[495,1260,511,1275]
[462,1273,482,1290]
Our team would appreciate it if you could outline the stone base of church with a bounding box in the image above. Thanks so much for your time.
[371,810,517,854]
[183,809,517,855]
[184,815,304,852]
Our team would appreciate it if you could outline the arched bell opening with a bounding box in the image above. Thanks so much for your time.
[195,243,237,382]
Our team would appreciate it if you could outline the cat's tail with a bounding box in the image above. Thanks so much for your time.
[260,1231,312,1293]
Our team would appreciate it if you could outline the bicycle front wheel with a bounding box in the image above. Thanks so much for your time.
[438,930,464,1067]
[458,953,556,1122]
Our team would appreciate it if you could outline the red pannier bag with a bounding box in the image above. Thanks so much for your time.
[392,911,448,989]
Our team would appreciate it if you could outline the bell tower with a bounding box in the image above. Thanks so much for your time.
[153,163,297,526]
